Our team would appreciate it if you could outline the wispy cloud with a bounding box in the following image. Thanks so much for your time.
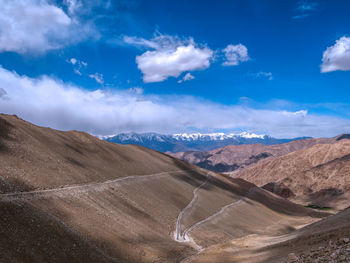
[0,65,349,138]
[293,1,318,19]
[178,73,195,83]
[297,1,318,11]
[249,71,273,80]
[89,73,104,85]
[66,58,88,75]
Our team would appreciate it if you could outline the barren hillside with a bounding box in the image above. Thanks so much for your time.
[233,138,350,209]
[0,114,330,263]
[169,137,333,173]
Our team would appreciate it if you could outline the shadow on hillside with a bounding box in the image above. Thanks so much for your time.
[0,177,35,194]
[0,175,195,263]
[0,116,14,153]
[0,175,123,263]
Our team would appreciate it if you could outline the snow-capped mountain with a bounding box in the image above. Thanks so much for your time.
[172,132,266,141]
[101,132,309,153]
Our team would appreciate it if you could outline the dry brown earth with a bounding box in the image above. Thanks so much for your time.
[0,114,346,263]
[169,137,333,173]
[233,139,350,209]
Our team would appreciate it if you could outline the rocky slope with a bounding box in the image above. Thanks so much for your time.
[186,206,350,262]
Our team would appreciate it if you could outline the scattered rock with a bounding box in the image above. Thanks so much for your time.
[262,182,296,198]
[294,237,350,262]
[287,253,299,262]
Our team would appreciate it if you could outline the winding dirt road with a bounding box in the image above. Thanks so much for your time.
[175,184,258,248]
[0,170,189,202]
[175,173,211,241]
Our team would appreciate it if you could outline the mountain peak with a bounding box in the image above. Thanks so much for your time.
[102,132,301,153]
[172,132,266,141]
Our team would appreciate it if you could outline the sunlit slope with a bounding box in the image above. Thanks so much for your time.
[0,114,326,263]
[0,114,192,192]
[235,138,350,209]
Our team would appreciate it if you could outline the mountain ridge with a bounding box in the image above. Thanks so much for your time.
[102,131,311,153]
[169,137,334,173]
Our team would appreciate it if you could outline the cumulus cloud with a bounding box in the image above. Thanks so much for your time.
[0,0,97,54]
[222,44,250,66]
[321,37,350,73]
[178,73,195,83]
[89,73,104,85]
[0,66,349,138]
[124,34,213,83]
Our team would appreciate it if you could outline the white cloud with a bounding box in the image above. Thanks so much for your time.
[0,0,97,54]
[69,58,77,65]
[123,36,160,49]
[89,73,104,85]
[252,71,273,80]
[0,66,350,138]
[137,45,212,83]
[222,44,250,66]
[67,58,88,75]
[321,37,350,73]
[124,34,213,83]
[178,73,195,83]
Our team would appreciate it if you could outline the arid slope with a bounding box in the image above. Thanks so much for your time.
[169,137,333,173]
[233,138,350,209]
[0,114,330,263]
[186,206,350,263]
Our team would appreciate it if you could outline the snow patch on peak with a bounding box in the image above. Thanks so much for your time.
[172,132,266,141]
[97,131,267,142]
[238,132,266,139]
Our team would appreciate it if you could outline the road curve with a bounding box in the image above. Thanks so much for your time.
[181,186,258,241]
[176,173,211,241]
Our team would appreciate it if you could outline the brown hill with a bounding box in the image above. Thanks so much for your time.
[0,114,329,263]
[186,206,350,262]
[169,137,333,173]
[233,139,350,209]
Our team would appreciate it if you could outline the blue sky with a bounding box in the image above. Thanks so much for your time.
[0,0,350,137]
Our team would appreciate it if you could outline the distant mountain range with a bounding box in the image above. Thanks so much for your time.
[101,132,310,152]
